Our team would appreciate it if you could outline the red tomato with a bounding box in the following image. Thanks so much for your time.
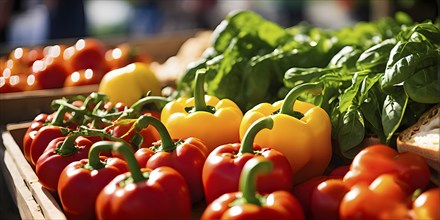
[292,176,328,219]
[64,69,104,87]
[412,188,440,220]
[26,47,45,67]
[311,179,350,220]
[0,75,28,93]
[328,165,350,179]
[68,38,108,73]
[32,57,70,89]
[105,43,152,70]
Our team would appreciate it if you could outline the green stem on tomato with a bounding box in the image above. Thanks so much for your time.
[134,115,175,152]
[239,158,273,206]
[239,117,274,154]
[279,82,323,118]
[85,141,145,182]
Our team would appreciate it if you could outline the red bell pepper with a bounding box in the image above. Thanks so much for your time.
[27,93,108,165]
[29,125,69,166]
[102,95,170,152]
[343,144,431,194]
[57,141,129,220]
[132,115,208,203]
[35,135,93,193]
[202,117,293,204]
[23,113,53,162]
[95,141,192,220]
[201,157,304,220]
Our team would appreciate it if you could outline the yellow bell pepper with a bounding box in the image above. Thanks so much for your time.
[239,82,332,184]
[161,70,243,153]
[98,62,161,106]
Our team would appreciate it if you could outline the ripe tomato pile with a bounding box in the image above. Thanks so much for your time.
[0,39,151,93]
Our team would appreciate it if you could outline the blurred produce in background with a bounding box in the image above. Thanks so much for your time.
[1,0,438,50]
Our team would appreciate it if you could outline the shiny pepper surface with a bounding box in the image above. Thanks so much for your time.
[95,141,191,220]
[161,70,243,152]
[239,83,332,184]
[201,158,304,220]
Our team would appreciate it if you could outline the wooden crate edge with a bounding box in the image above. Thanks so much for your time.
[2,148,44,219]
[2,130,38,184]
[2,125,67,219]
[29,181,66,220]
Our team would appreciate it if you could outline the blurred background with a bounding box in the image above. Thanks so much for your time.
[0,0,438,48]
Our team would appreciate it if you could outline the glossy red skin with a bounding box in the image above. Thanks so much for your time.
[23,113,52,162]
[327,165,350,179]
[57,156,128,220]
[0,76,24,93]
[135,137,208,204]
[201,191,305,220]
[343,144,431,194]
[292,175,329,219]
[112,121,160,150]
[64,69,105,87]
[69,38,108,73]
[95,167,192,220]
[29,125,66,166]
[412,187,440,220]
[339,182,410,220]
[202,143,293,204]
[310,179,350,220]
[35,136,93,192]
[32,60,70,89]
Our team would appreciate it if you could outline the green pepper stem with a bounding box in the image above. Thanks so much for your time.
[129,95,170,117]
[239,117,274,154]
[280,82,323,117]
[86,141,145,182]
[134,115,175,152]
[56,135,79,156]
[193,69,209,112]
[51,105,68,126]
[240,158,273,206]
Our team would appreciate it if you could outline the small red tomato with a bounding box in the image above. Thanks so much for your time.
[64,69,104,87]
[105,43,152,70]
[412,188,440,220]
[68,38,108,73]
[292,175,328,219]
[32,56,70,89]
[0,75,29,93]
[311,179,350,220]
[328,165,350,179]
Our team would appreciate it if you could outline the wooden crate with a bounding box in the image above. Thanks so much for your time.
[1,123,66,219]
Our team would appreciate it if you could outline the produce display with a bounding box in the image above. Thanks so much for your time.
[0,38,151,93]
[177,10,439,158]
[4,9,439,220]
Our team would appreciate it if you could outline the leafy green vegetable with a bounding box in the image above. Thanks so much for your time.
[175,10,439,159]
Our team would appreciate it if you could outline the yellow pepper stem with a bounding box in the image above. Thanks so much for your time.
[189,69,216,114]
[239,117,274,154]
[280,82,323,118]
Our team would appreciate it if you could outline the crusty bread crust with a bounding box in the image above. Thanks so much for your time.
[397,104,439,172]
